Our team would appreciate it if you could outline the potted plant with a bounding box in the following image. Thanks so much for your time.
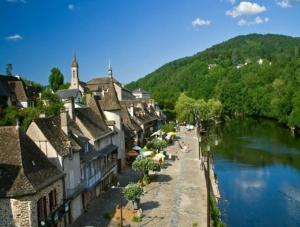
[123,183,144,209]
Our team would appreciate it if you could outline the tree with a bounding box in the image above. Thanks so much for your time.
[160,122,176,133]
[132,158,160,185]
[175,93,196,123]
[123,183,144,203]
[49,67,64,91]
[38,91,63,117]
[151,138,168,151]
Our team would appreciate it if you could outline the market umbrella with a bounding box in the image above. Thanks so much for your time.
[167,132,176,137]
[142,151,153,157]
[127,150,139,157]
[139,148,148,153]
[132,145,142,151]
[151,130,162,137]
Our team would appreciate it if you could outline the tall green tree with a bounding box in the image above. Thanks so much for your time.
[175,93,196,123]
[48,67,64,91]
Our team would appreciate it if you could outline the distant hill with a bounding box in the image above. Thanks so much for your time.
[126,34,300,127]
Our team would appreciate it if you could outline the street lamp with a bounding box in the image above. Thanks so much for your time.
[111,182,123,227]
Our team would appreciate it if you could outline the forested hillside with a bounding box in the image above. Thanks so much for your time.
[126,34,300,127]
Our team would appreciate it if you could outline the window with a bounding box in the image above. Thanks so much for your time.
[37,196,47,223]
[49,189,57,212]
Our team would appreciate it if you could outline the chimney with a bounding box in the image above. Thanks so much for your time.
[60,109,68,136]
[64,97,75,120]
[129,104,134,117]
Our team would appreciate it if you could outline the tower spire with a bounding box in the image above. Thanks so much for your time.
[108,59,113,78]
[72,53,78,68]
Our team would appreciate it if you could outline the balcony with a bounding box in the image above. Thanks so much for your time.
[65,182,85,199]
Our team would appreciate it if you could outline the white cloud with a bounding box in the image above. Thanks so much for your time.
[68,4,75,11]
[277,0,300,8]
[192,18,211,27]
[226,1,267,18]
[238,16,269,26]
[6,34,23,41]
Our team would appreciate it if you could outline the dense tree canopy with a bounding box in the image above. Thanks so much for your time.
[175,93,223,124]
[49,67,64,91]
[127,34,300,128]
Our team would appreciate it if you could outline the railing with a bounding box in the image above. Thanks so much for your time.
[82,162,117,190]
[101,161,117,176]
[65,182,85,199]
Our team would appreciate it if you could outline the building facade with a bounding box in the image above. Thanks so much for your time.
[0,126,65,227]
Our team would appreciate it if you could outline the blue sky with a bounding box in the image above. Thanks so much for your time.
[1,0,300,85]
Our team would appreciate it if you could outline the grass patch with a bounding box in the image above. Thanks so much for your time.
[210,196,226,227]
[192,222,198,227]
[132,215,142,222]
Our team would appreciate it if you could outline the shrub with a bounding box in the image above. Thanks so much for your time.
[123,183,144,202]
[132,215,142,222]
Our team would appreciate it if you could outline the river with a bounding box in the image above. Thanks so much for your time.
[211,118,300,227]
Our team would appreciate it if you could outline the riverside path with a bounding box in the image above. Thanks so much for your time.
[136,128,208,227]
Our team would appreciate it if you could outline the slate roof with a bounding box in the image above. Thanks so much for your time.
[0,75,35,102]
[56,89,81,100]
[33,116,81,157]
[0,127,64,198]
[134,106,158,124]
[132,88,150,94]
[121,88,136,100]
[120,104,142,134]
[75,107,112,139]
[86,77,121,111]
[9,80,28,101]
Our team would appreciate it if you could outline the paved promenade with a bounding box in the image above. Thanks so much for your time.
[73,129,207,227]
[137,129,207,227]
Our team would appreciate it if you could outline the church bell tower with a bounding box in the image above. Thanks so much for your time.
[71,54,79,89]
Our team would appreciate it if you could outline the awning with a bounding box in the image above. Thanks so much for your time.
[100,144,118,156]
[127,150,139,157]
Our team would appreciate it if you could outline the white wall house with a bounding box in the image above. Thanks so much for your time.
[26,112,84,225]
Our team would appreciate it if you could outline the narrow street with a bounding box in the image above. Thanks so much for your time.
[73,128,207,227]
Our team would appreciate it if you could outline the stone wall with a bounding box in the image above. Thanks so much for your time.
[0,179,64,227]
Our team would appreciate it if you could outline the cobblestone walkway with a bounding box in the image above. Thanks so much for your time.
[73,129,207,227]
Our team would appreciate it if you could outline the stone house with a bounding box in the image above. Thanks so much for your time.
[0,75,37,108]
[56,89,83,108]
[86,73,126,171]
[72,96,118,208]
[0,126,65,227]
[121,100,160,139]
[132,88,151,99]
[26,112,84,225]
[120,103,143,148]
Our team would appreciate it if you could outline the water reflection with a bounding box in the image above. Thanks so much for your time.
[214,118,300,170]
[210,118,300,227]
